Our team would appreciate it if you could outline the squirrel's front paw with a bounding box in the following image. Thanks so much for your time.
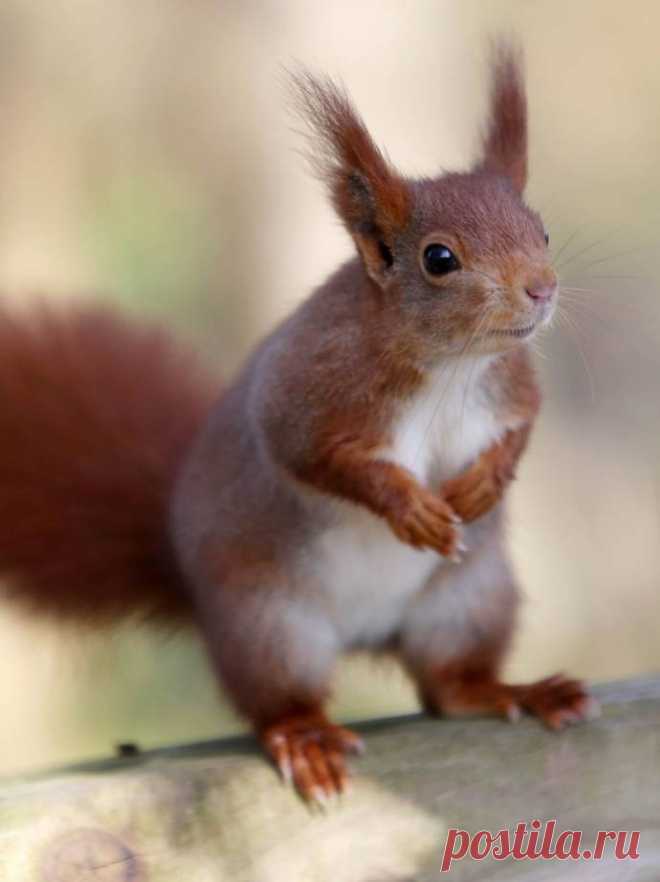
[388,487,463,559]
[442,457,510,523]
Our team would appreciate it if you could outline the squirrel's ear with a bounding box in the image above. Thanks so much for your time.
[291,71,411,286]
[475,41,528,193]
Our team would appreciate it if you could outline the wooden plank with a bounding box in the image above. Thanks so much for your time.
[2,677,659,880]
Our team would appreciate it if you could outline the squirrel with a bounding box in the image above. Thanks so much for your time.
[0,42,597,804]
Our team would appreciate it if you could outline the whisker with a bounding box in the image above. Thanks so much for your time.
[459,313,495,432]
[555,224,627,272]
[578,273,651,282]
[565,242,654,275]
[551,226,588,265]
[558,296,620,336]
[529,337,548,360]
[555,306,596,403]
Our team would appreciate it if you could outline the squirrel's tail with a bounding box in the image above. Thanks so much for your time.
[0,304,216,625]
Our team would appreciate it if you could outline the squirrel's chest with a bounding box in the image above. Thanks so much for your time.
[312,361,503,648]
[387,359,501,484]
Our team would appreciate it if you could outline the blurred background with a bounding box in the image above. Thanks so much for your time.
[1,0,660,775]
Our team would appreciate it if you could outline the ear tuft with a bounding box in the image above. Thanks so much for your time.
[290,70,410,280]
[476,40,527,193]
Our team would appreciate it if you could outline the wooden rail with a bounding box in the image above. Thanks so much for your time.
[3,677,659,880]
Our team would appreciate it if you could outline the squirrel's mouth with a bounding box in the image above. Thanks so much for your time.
[487,323,536,339]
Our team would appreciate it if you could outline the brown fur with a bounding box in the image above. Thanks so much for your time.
[476,40,528,192]
[292,71,411,282]
[0,305,215,624]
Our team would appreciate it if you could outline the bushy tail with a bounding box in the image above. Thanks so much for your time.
[0,304,217,625]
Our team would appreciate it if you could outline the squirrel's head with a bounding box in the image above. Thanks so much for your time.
[293,42,556,357]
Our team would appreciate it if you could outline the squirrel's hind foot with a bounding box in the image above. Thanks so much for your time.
[423,672,600,731]
[260,710,364,806]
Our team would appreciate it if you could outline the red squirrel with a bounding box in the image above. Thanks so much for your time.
[0,43,596,803]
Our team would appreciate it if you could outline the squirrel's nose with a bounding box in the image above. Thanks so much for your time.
[525,281,556,302]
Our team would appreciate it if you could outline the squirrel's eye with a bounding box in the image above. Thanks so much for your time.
[423,243,460,276]
[544,231,550,245]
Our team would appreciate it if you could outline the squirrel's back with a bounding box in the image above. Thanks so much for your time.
[0,304,216,624]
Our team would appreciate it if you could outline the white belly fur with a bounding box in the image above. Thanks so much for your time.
[313,357,503,647]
